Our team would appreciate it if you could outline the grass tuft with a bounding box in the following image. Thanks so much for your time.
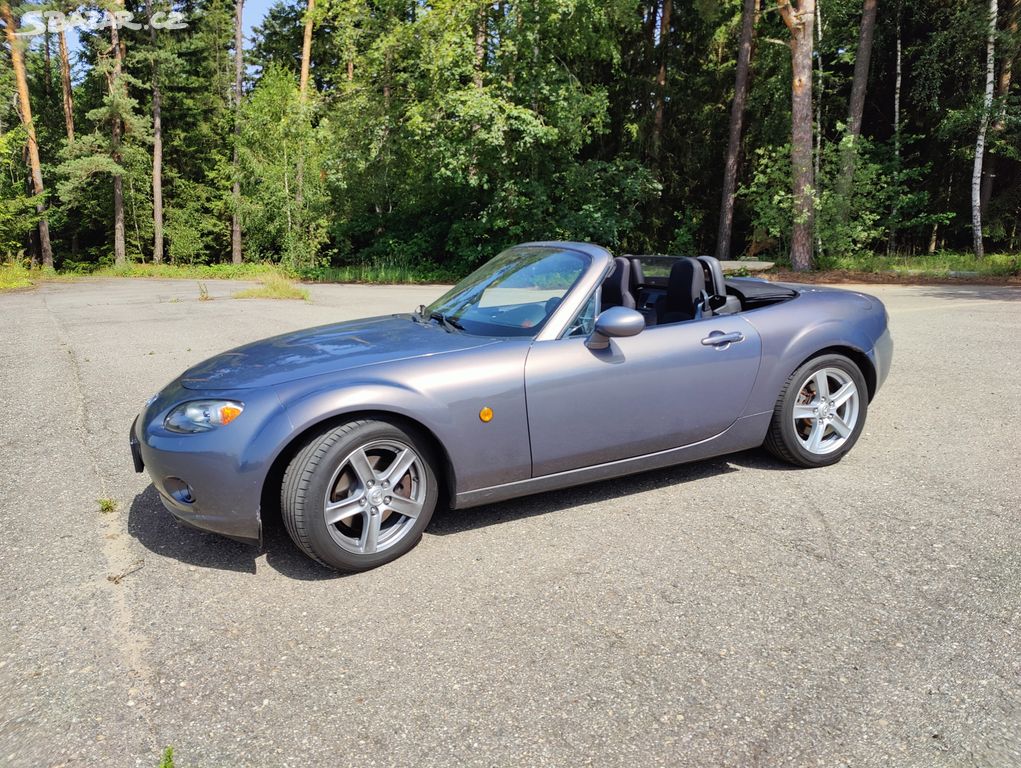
[98,498,118,514]
[233,272,310,301]
[157,746,175,768]
[0,263,34,290]
[0,263,70,292]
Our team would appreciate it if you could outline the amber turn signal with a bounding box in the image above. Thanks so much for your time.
[219,405,243,425]
[479,406,494,423]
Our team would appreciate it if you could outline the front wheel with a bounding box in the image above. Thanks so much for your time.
[281,419,439,571]
[764,354,868,468]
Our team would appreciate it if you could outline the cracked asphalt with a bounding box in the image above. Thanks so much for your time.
[1,278,1019,767]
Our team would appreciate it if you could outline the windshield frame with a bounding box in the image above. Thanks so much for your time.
[425,243,611,339]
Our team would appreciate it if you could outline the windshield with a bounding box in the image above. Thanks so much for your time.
[425,246,591,337]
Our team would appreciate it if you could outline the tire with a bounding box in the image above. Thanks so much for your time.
[281,419,439,572]
[764,354,869,468]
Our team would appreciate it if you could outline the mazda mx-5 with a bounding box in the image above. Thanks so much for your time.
[131,242,893,571]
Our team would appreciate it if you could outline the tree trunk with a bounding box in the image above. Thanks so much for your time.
[928,174,951,254]
[474,0,487,90]
[715,0,757,261]
[814,0,824,259]
[980,0,1018,215]
[58,29,74,143]
[299,0,315,99]
[972,0,998,259]
[893,3,901,162]
[778,0,816,271]
[296,0,314,207]
[58,25,78,259]
[232,0,244,265]
[847,0,877,140]
[1,1,54,269]
[466,1,488,182]
[836,0,878,219]
[888,1,902,254]
[148,0,164,264]
[652,0,672,160]
[110,17,126,266]
[643,0,657,52]
[26,183,38,265]
[43,29,52,99]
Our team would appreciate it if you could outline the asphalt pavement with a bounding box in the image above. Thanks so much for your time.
[0,277,1019,767]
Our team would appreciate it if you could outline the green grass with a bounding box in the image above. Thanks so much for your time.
[816,251,1020,278]
[0,263,72,291]
[1,259,447,293]
[92,262,287,280]
[6,251,1017,295]
[157,746,175,768]
[306,263,457,284]
[2,260,295,293]
[97,498,118,514]
[233,272,310,301]
[0,263,34,290]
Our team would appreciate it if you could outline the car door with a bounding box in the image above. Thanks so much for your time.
[524,315,762,477]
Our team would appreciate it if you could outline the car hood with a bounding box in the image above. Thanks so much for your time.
[179,315,500,390]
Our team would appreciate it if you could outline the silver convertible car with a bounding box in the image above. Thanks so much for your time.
[131,242,892,571]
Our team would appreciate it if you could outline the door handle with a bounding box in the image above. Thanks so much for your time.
[701,331,744,347]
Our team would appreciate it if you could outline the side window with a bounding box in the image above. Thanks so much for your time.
[565,291,599,338]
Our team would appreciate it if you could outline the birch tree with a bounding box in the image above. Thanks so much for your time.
[651,0,672,161]
[980,0,1018,215]
[972,0,998,259]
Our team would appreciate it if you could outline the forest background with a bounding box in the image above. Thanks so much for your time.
[1,0,1019,283]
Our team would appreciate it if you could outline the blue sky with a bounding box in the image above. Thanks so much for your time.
[242,0,277,44]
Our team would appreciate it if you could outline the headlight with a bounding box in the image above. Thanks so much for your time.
[164,400,244,433]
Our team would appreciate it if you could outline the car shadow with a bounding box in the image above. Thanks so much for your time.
[128,448,790,578]
[127,485,342,581]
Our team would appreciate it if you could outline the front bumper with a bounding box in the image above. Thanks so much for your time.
[871,325,894,393]
[130,414,261,545]
[129,385,290,546]
[130,417,144,472]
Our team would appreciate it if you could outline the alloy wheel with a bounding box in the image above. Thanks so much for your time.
[322,439,427,555]
[791,367,861,456]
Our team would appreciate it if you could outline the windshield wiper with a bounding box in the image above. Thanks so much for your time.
[429,311,463,332]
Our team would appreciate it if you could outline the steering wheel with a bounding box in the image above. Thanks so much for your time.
[501,303,549,329]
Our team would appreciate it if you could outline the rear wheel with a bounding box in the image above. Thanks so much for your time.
[281,419,438,571]
[764,354,868,468]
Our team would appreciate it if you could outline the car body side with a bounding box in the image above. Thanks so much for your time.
[134,244,892,545]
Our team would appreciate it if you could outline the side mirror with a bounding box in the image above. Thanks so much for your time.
[585,306,646,350]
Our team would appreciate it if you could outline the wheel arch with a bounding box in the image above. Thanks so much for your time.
[795,345,877,401]
[259,409,458,524]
